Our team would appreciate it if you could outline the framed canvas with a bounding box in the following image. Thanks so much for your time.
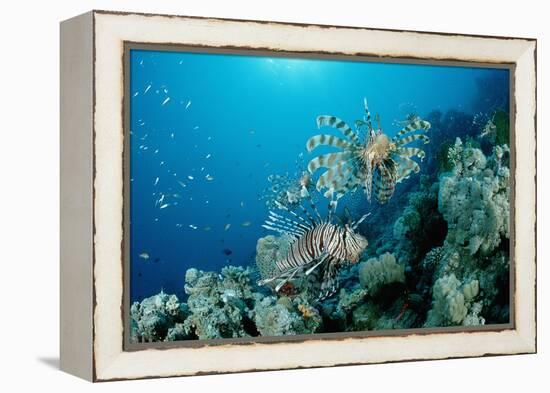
[60,10,537,382]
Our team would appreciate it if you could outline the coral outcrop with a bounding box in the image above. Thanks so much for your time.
[183,266,257,339]
[422,138,510,326]
[439,138,509,256]
[358,253,405,294]
[252,295,322,336]
[130,291,189,343]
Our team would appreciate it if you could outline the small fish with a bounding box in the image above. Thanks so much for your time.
[171,133,175,139]
[133,91,139,97]
[178,181,187,188]
[205,174,214,181]
[185,100,192,110]
[144,84,151,94]
[188,175,194,180]
[193,126,199,130]
[189,224,198,230]
[203,226,212,231]
[154,177,159,186]
[240,201,244,208]
[205,153,211,159]
[222,248,233,256]
[241,221,252,227]
[161,97,170,106]
[159,203,169,209]
[138,252,150,260]
[224,223,231,231]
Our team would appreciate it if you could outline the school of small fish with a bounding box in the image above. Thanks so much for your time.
[132,77,257,242]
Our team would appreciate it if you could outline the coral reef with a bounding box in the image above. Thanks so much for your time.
[183,266,257,339]
[422,138,510,326]
[252,296,322,336]
[131,132,511,341]
[130,291,189,343]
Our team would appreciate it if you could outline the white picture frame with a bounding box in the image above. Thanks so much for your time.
[60,10,536,381]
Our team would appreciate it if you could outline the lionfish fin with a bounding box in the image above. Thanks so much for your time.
[396,147,426,160]
[266,212,309,236]
[305,254,330,276]
[316,161,354,191]
[306,134,354,153]
[351,213,370,230]
[373,160,397,204]
[316,115,360,145]
[273,197,320,227]
[396,133,430,146]
[393,119,431,141]
[318,259,340,300]
[274,267,301,292]
[307,151,352,173]
[300,192,323,222]
[363,98,373,129]
[396,156,420,182]
[262,224,300,238]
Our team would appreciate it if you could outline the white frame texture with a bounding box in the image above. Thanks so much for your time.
[60,10,536,381]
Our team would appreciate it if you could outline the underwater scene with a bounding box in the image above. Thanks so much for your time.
[128,48,511,343]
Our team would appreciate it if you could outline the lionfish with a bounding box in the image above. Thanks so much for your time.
[306,99,431,204]
[258,200,369,300]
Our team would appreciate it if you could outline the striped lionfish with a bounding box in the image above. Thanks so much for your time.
[306,99,431,204]
[258,200,369,300]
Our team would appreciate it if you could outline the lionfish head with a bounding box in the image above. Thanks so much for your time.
[343,225,368,263]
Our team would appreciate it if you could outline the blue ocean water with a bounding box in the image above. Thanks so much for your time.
[129,49,509,302]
